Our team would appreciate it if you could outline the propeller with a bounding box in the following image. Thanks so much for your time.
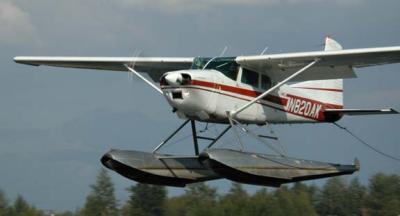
[127,49,142,81]
[125,49,163,94]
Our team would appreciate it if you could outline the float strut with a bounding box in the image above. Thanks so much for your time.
[152,120,190,153]
[191,120,200,155]
[206,126,231,149]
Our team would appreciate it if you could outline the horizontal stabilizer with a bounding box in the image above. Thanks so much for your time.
[325,108,399,116]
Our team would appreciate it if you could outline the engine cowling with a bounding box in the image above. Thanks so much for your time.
[160,70,220,122]
[161,72,191,87]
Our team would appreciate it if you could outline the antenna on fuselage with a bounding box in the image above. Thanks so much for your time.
[202,46,228,70]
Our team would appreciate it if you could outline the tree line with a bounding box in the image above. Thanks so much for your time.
[1,169,399,216]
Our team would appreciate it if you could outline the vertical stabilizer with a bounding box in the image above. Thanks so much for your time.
[325,36,343,51]
[290,37,344,107]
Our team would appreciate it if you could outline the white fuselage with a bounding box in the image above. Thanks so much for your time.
[160,69,343,124]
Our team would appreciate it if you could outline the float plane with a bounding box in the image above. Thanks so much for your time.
[14,37,400,187]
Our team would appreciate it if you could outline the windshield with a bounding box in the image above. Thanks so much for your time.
[191,57,239,80]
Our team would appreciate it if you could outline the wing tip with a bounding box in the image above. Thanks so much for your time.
[13,56,22,63]
[380,108,399,114]
[354,158,360,171]
[13,56,39,66]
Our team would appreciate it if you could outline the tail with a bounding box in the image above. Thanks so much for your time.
[290,37,344,108]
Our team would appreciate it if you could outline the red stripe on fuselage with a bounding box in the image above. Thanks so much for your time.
[191,80,287,106]
[292,87,343,92]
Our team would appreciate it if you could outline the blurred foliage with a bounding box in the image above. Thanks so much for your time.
[0,194,43,216]
[364,173,400,216]
[0,172,399,216]
[121,183,166,216]
[79,168,118,216]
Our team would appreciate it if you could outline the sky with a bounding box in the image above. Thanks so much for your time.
[0,0,399,212]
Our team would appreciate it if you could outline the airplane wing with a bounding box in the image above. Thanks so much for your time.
[14,40,400,83]
[14,56,193,82]
[236,46,400,82]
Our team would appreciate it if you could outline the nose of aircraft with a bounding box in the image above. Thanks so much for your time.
[165,73,183,87]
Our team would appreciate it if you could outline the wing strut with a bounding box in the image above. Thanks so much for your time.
[124,64,163,94]
[230,58,320,118]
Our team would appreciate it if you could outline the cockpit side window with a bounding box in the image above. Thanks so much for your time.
[261,74,272,90]
[191,57,238,81]
[216,62,238,80]
[191,57,209,69]
[241,68,259,88]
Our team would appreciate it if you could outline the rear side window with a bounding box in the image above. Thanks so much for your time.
[261,75,271,90]
[241,68,259,88]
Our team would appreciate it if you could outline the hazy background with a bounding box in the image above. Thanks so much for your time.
[0,0,399,211]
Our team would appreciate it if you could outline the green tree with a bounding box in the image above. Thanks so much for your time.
[247,188,282,216]
[216,183,249,216]
[345,178,366,215]
[165,182,217,216]
[0,190,9,216]
[165,196,187,216]
[364,173,400,216]
[13,195,30,215]
[184,182,217,216]
[274,186,298,216]
[122,183,167,216]
[57,211,77,216]
[9,195,43,216]
[290,183,317,216]
[316,177,349,216]
[81,168,118,216]
[315,177,367,216]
